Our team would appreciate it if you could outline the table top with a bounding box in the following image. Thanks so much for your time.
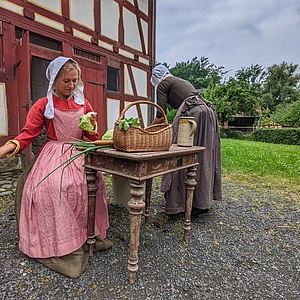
[89,144,205,161]
[85,144,205,181]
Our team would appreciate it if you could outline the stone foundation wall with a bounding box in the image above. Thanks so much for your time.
[0,156,22,172]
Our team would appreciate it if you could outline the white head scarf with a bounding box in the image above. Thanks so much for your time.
[150,65,170,87]
[44,56,84,119]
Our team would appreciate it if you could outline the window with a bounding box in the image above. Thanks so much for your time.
[107,66,119,92]
[15,28,62,51]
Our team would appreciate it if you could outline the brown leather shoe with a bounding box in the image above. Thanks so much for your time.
[95,238,113,251]
[191,207,209,216]
[82,238,113,252]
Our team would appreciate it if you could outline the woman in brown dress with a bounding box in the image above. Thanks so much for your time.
[150,65,222,216]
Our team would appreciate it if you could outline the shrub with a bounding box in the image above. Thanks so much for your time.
[166,105,177,124]
[219,128,246,140]
[249,128,300,145]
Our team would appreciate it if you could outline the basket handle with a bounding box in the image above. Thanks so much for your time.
[117,100,169,125]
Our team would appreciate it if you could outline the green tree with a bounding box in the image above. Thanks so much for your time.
[271,99,300,127]
[170,56,228,90]
[235,64,265,96]
[233,64,265,116]
[204,80,236,126]
[156,58,300,128]
[205,65,264,125]
[262,62,300,112]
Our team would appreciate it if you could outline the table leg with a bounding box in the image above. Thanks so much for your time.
[127,179,145,284]
[86,168,98,256]
[184,166,197,242]
[144,178,153,224]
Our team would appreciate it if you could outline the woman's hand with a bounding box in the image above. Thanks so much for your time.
[89,113,97,128]
[0,143,17,159]
[151,117,164,125]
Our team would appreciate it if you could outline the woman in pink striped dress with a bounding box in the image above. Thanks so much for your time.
[0,56,112,278]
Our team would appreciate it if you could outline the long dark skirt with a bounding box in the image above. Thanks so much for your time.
[161,97,222,214]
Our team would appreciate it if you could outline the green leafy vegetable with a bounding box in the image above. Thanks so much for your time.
[119,118,140,131]
[102,129,114,140]
[79,112,96,131]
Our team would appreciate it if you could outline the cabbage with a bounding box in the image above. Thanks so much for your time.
[101,129,113,140]
[79,112,96,131]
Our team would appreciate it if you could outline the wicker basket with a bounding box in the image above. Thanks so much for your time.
[113,100,172,152]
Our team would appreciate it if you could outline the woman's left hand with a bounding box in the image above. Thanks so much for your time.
[89,113,97,128]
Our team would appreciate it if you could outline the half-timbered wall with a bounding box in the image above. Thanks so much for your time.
[0,0,156,145]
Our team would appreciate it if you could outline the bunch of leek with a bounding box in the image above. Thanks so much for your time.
[33,139,113,196]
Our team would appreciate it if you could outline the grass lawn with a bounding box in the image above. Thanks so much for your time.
[221,138,300,201]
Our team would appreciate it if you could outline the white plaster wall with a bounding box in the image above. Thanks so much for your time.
[70,0,94,30]
[132,67,147,97]
[0,1,23,15]
[141,18,148,53]
[28,0,61,15]
[123,7,142,51]
[137,0,148,15]
[101,0,119,41]
[107,98,120,130]
[124,65,134,96]
[35,14,64,32]
[124,65,147,98]
[125,0,148,15]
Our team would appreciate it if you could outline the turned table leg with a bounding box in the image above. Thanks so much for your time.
[184,166,197,242]
[86,168,98,256]
[144,178,153,224]
[127,179,145,284]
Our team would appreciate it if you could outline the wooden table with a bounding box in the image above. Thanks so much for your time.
[84,144,205,284]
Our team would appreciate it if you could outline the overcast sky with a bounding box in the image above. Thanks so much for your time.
[155,0,300,78]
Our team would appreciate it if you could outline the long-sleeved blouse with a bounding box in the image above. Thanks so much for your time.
[156,76,198,118]
[13,94,98,153]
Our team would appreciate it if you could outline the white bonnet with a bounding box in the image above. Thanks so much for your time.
[150,65,170,87]
[44,56,84,119]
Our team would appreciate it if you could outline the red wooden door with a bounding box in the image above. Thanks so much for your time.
[75,57,106,135]
[0,22,18,143]
[15,31,33,168]
[15,31,31,129]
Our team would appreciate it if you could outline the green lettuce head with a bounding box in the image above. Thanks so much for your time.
[79,112,97,131]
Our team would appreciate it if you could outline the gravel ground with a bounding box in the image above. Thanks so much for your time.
[0,170,299,300]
